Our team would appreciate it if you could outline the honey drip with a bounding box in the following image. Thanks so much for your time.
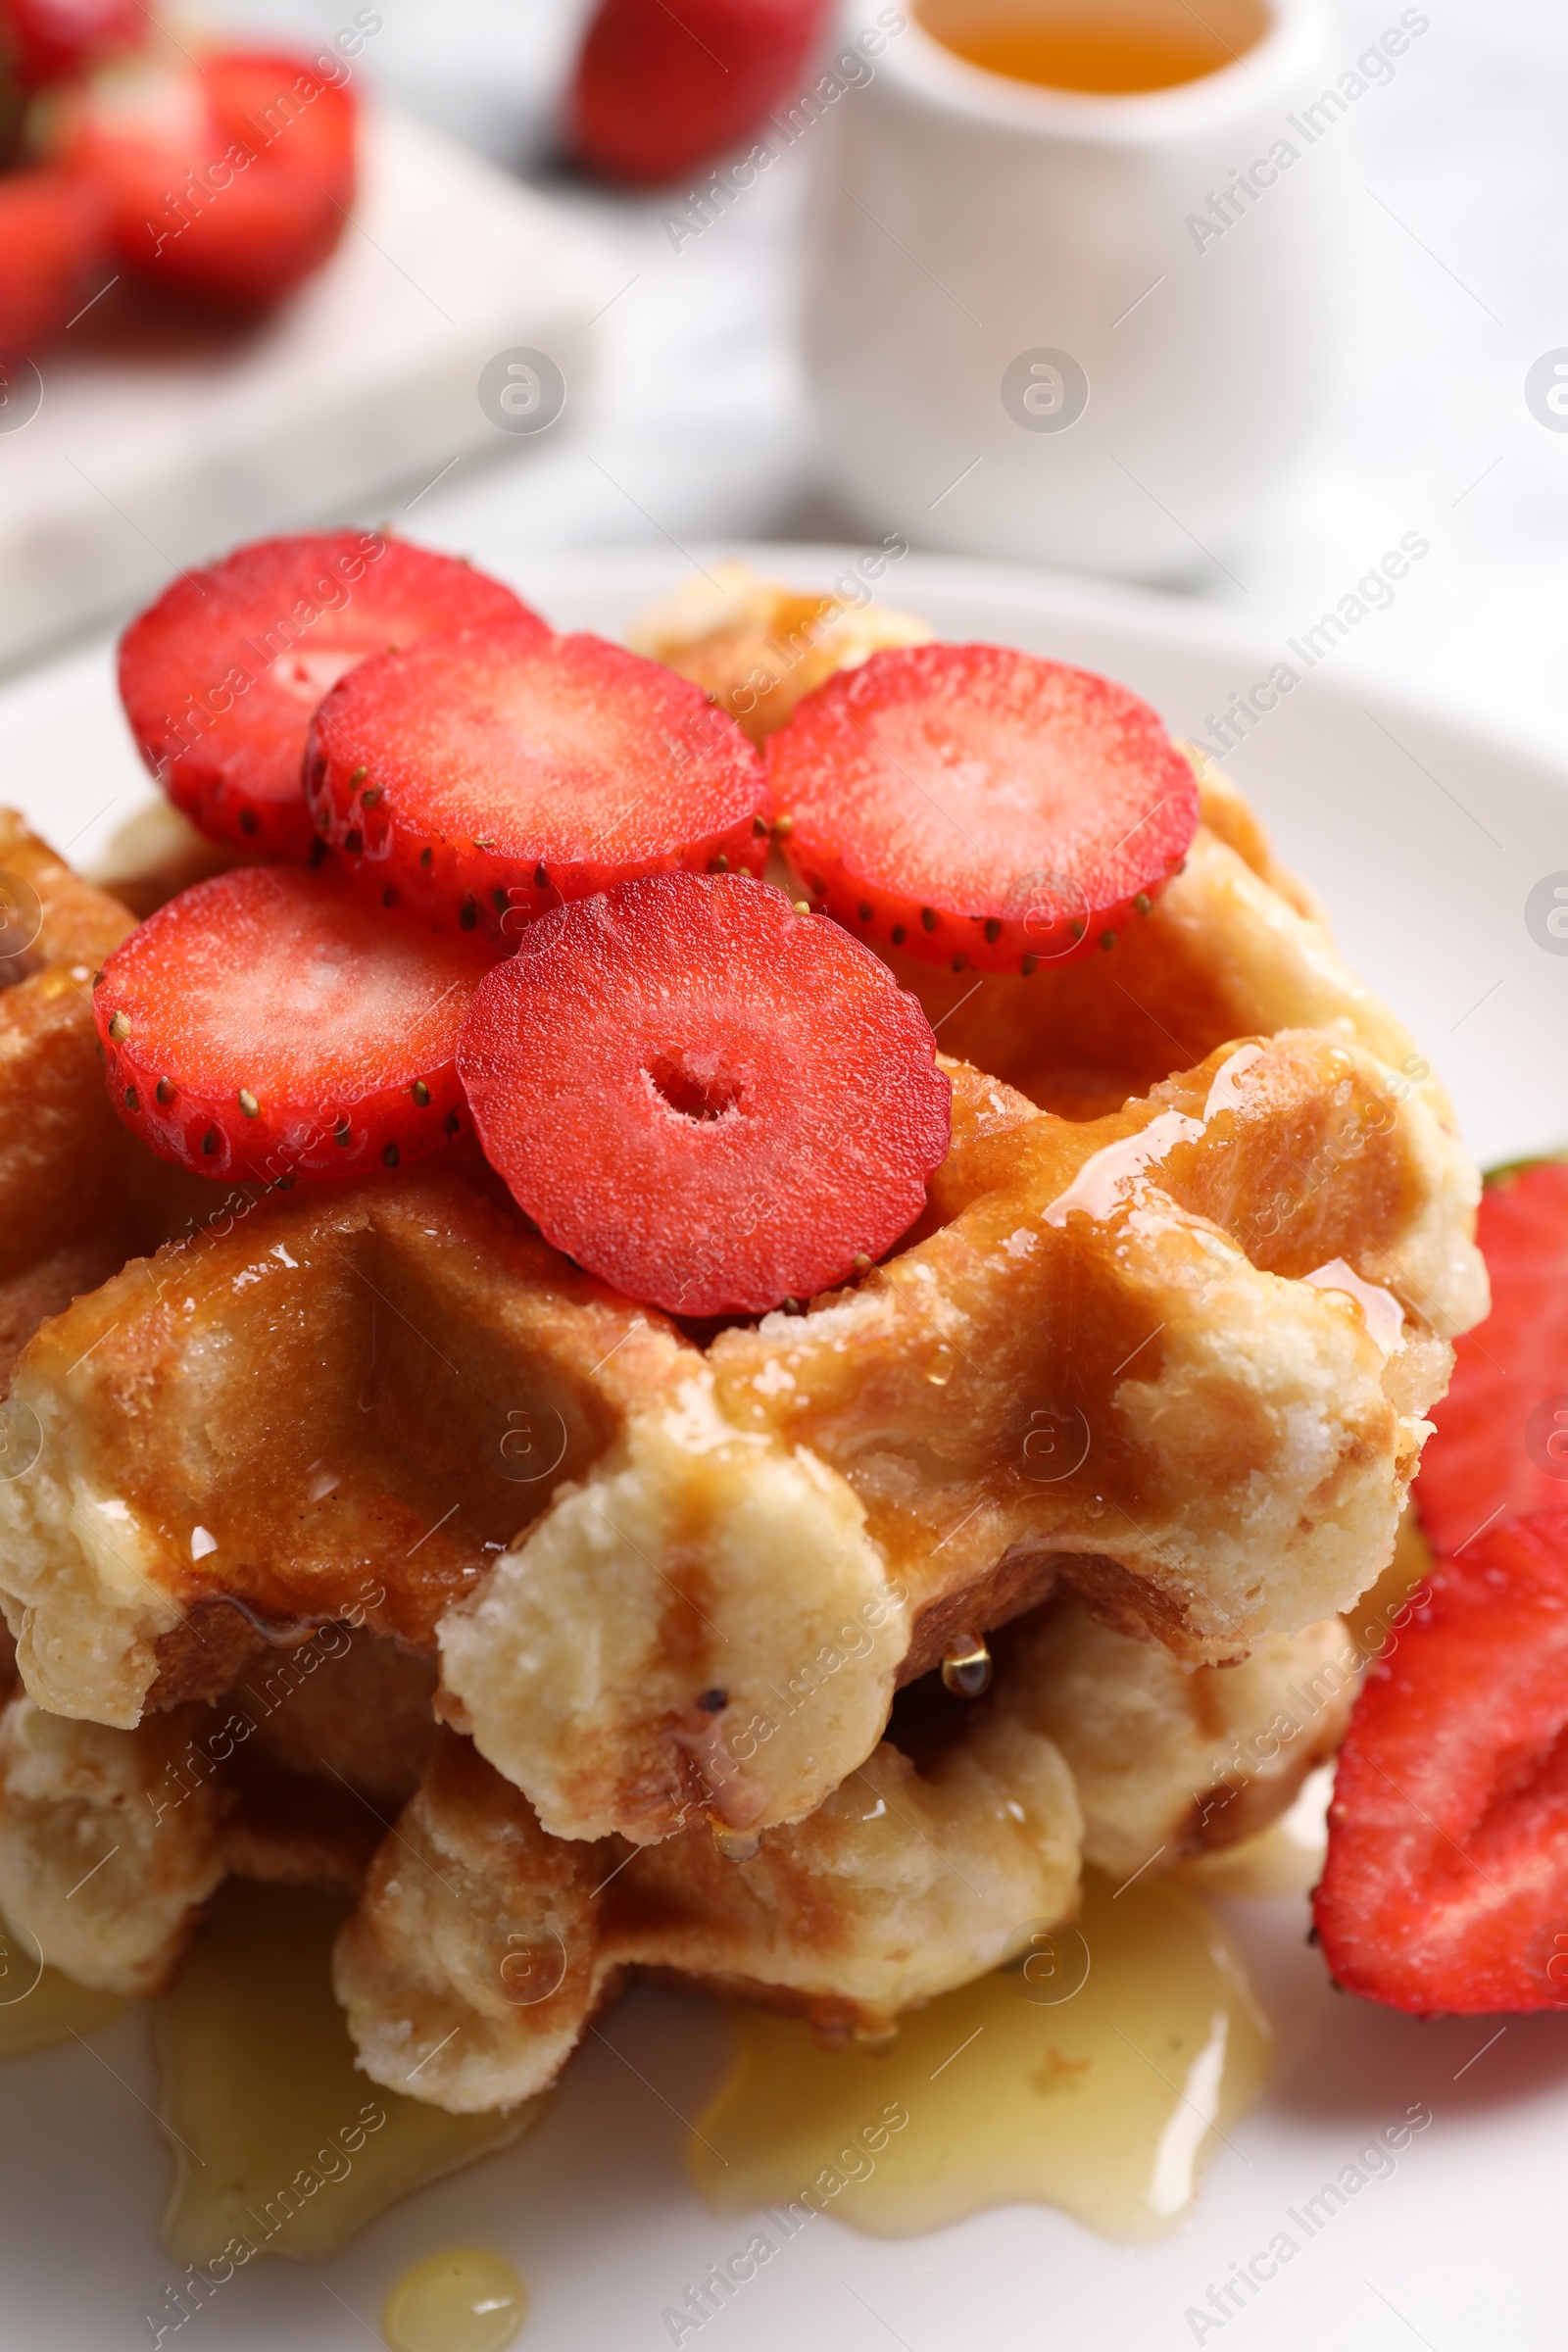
[919,6,1255,94]
[0,1912,124,2059]
[689,1871,1271,2242]
[157,1880,544,2266]
[384,2248,527,2352]
[940,1634,992,1698]
[711,1824,764,1862]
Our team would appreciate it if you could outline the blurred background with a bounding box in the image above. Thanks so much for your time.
[2,0,1564,762]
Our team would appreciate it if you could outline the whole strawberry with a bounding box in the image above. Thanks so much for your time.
[568,0,833,187]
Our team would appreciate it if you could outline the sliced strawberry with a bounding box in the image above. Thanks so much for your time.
[457,871,951,1316]
[63,49,356,310]
[765,643,1200,974]
[1416,1158,1568,1556]
[95,862,492,1184]
[306,626,770,946]
[0,168,105,353]
[1,0,142,89]
[568,0,833,188]
[118,533,540,861]
[1314,1510,1568,2015]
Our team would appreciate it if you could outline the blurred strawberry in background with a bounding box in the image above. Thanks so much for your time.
[0,8,358,354]
[0,164,101,345]
[62,51,357,309]
[0,0,140,92]
[569,0,833,186]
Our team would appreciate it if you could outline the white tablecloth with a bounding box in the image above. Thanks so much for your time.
[206,0,1568,766]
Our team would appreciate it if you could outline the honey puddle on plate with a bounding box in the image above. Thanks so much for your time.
[156,1880,544,2267]
[7,1865,1272,2279]
[690,1872,1271,2243]
[0,1914,124,2057]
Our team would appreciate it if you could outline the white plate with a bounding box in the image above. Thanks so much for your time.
[2,547,1566,2352]
[0,110,614,678]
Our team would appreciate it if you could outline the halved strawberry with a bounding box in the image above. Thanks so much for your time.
[568,0,833,188]
[1,0,142,89]
[764,643,1200,973]
[1314,1510,1568,2014]
[95,862,492,1184]
[62,48,356,310]
[118,533,540,861]
[456,871,952,1316]
[0,168,105,353]
[1416,1157,1568,1556]
[307,626,770,945]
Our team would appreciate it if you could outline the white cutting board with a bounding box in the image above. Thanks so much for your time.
[0,107,616,674]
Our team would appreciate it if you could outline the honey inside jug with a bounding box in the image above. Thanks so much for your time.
[918,0,1265,93]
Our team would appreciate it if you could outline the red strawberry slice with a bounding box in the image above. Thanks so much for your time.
[1,0,142,88]
[95,862,492,1184]
[0,169,105,354]
[568,0,833,188]
[63,49,356,310]
[1416,1158,1568,1556]
[118,533,540,862]
[1314,1510,1568,2014]
[456,870,952,1316]
[765,643,1200,973]
[306,625,770,946]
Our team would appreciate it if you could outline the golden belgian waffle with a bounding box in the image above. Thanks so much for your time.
[0,813,140,1396]
[625,559,932,745]
[0,1019,1475,1849]
[0,574,1475,2118]
[0,586,1480,1832]
[0,704,1484,1857]
[333,1600,1355,2111]
[0,1595,1353,2107]
[0,1630,435,1997]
